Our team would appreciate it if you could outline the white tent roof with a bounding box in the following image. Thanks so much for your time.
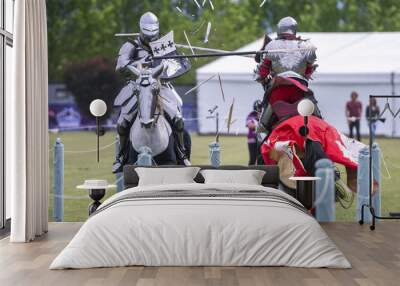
[197,32,400,82]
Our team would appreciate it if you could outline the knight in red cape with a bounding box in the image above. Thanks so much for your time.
[255,16,321,134]
[255,17,363,191]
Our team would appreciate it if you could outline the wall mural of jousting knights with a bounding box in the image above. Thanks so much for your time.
[112,12,192,173]
[112,12,365,193]
[254,17,365,192]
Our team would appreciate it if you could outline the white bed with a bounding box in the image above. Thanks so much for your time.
[50,183,350,269]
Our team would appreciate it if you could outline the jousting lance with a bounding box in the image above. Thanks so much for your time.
[114,33,317,60]
[115,33,253,58]
[175,44,253,58]
[153,50,268,60]
[153,47,317,60]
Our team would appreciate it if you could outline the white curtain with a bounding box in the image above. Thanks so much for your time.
[8,0,49,242]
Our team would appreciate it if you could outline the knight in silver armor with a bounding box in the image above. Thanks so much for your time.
[112,12,189,172]
[255,16,321,135]
[258,16,317,85]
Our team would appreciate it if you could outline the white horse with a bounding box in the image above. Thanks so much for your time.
[118,64,179,165]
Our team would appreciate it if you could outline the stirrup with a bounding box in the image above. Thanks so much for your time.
[112,156,125,173]
[176,147,191,166]
[112,161,123,174]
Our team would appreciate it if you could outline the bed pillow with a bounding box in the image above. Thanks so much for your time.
[200,169,266,185]
[136,167,201,186]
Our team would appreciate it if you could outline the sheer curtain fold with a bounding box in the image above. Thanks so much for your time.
[10,0,49,242]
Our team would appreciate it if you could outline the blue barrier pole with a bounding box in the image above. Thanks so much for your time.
[136,146,153,166]
[315,158,335,222]
[209,142,221,167]
[115,137,124,192]
[371,143,381,221]
[53,138,64,222]
[357,147,370,222]
[357,146,381,223]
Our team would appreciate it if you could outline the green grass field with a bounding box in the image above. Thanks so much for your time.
[48,131,400,222]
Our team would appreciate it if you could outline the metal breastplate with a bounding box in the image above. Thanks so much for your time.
[116,39,152,71]
[264,39,316,79]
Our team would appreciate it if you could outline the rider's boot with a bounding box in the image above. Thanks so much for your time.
[173,117,191,166]
[112,123,130,173]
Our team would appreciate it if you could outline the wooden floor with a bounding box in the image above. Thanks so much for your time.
[0,222,399,286]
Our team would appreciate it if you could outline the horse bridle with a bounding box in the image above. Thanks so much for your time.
[136,74,163,127]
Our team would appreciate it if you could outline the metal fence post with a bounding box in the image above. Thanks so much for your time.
[53,138,64,222]
[115,136,124,192]
[315,158,335,222]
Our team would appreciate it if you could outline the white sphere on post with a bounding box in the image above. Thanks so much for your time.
[90,99,107,117]
[297,99,315,117]
[89,99,107,163]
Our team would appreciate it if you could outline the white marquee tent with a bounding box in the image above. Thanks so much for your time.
[195,32,400,136]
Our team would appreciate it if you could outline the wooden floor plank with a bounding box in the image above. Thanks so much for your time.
[0,222,399,286]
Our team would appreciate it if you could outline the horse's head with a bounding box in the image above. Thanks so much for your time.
[128,64,165,129]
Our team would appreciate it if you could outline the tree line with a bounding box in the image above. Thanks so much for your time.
[48,0,400,84]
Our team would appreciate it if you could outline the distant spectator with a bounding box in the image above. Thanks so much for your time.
[366,98,382,141]
[246,100,262,165]
[48,108,57,129]
[346,91,362,141]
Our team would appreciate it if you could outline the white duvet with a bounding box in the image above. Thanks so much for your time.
[50,183,350,269]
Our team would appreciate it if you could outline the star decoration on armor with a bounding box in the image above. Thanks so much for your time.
[167,40,174,48]
[160,44,167,51]
[154,47,160,54]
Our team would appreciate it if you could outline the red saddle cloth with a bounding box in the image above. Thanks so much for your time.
[261,115,358,175]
